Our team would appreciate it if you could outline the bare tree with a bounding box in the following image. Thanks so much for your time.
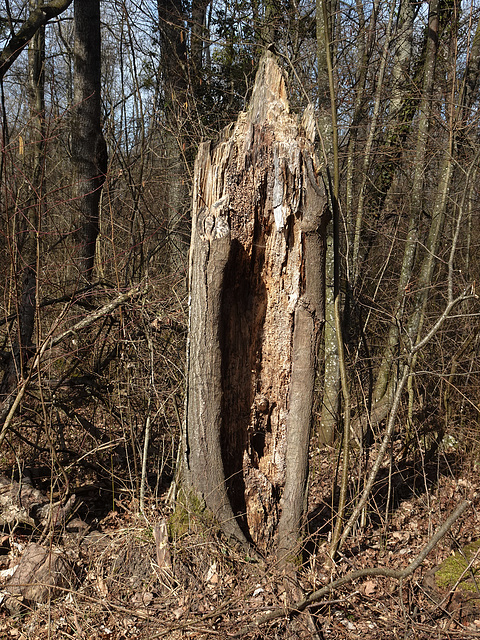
[0,0,73,80]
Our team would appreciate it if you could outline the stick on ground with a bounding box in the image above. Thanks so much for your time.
[234,499,470,637]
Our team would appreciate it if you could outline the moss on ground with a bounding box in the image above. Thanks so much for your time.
[435,539,480,594]
[168,489,213,540]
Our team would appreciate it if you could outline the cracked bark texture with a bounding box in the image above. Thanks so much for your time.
[185,52,329,553]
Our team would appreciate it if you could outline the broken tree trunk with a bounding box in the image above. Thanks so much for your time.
[184,52,329,554]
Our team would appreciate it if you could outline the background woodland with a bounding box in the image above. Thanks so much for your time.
[0,0,480,638]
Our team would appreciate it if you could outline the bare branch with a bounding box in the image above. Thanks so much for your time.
[0,0,73,80]
[49,281,147,349]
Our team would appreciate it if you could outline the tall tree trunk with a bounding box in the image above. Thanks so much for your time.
[184,53,329,554]
[72,0,107,282]
[319,235,339,445]
[158,0,190,272]
[316,0,339,446]
[191,0,209,81]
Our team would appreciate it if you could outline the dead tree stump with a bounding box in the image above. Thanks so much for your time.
[184,52,329,554]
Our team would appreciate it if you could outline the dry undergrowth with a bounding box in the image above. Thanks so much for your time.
[0,443,479,640]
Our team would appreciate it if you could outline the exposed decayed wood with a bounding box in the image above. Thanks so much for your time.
[185,52,329,552]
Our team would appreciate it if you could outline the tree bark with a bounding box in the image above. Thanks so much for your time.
[72,0,107,282]
[184,52,329,553]
[319,234,339,445]
[316,0,339,446]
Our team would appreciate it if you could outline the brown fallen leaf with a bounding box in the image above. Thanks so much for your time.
[363,580,376,596]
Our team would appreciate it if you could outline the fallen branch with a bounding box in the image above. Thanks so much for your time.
[233,499,470,637]
[48,281,147,348]
[0,282,147,448]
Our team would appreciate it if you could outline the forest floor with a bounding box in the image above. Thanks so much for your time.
[0,441,479,640]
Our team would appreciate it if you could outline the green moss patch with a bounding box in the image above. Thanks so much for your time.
[435,539,480,594]
[168,489,213,540]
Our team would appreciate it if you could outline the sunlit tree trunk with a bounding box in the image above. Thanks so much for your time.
[319,235,339,445]
[316,0,339,446]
